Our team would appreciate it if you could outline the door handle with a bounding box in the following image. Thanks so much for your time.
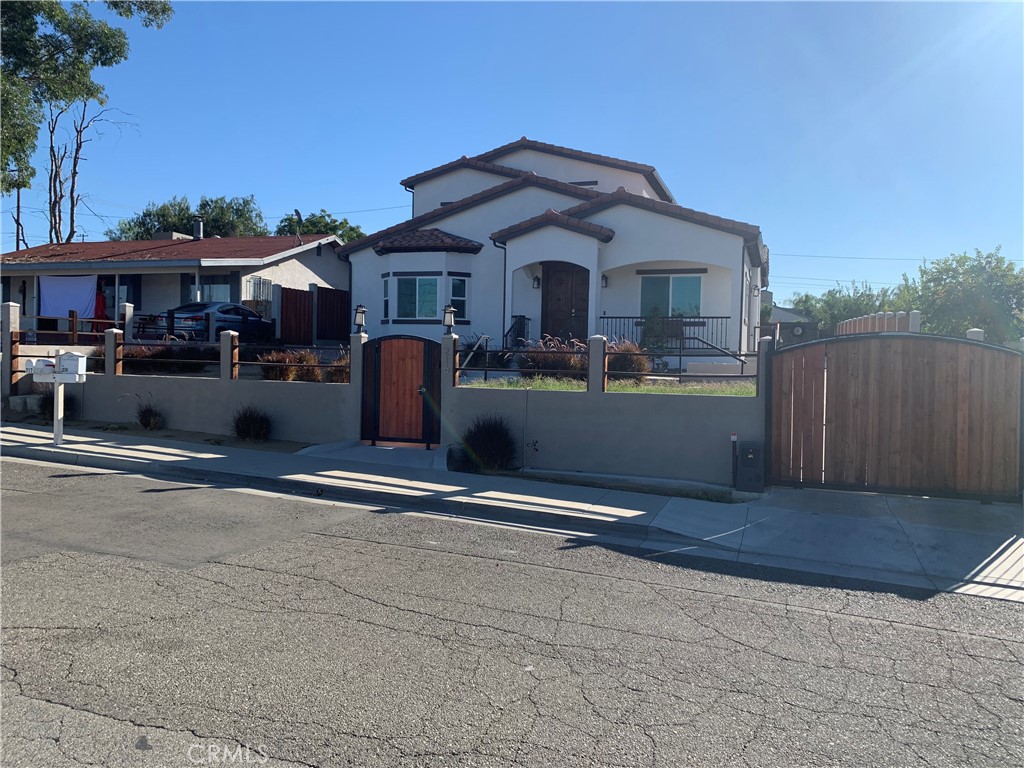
[417,386,426,396]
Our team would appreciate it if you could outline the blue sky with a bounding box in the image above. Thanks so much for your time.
[2,1,1021,303]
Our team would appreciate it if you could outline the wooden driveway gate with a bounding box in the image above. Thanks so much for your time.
[361,336,442,447]
[769,335,1022,499]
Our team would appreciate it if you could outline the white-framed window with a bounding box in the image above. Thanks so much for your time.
[396,276,438,319]
[640,275,701,317]
[382,279,389,319]
[450,276,468,321]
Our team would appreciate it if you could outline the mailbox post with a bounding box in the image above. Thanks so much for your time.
[25,350,87,446]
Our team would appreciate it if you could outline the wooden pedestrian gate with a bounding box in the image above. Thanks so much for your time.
[361,336,442,447]
[769,335,1022,499]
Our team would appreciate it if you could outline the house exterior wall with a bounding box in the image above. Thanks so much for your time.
[348,186,590,341]
[491,149,661,199]
[412,168,514,217]
[585,205,752,351]
[246,247,350,291]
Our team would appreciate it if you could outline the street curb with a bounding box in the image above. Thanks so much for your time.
[2,443,712,552]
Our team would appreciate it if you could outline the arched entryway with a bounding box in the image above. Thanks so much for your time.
[541,261,589,340]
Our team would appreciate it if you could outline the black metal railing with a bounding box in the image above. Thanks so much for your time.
[599,315,730,353]
[503,315,530,348]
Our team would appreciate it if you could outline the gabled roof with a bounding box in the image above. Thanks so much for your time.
[0,235,339,269]
[491,209,615,245]
[373,229,483,255]
[337,173,602,256]
[559,188,766,268]
[473,137,676,204]
[400,157,531,189]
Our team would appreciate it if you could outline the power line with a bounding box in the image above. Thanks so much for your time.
[772,252,930,262]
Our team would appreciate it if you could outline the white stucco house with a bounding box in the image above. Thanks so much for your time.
[338,138,769,359]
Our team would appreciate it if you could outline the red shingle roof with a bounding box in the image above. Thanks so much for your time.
[400,157,531,189]
[473,137,676,203]
[337,174,602,256]
[1,236,337,266]
[491,210,615,245]
[372,229,483,255]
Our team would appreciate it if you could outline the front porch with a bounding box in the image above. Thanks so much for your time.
[505,259,740,354]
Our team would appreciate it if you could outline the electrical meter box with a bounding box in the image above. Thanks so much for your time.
[736,441,765,493]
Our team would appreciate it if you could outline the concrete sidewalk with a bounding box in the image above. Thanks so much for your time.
[3,422,1021,602]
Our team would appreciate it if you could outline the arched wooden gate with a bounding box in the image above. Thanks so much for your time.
[768,334,1022,499]
[361,336,442,447]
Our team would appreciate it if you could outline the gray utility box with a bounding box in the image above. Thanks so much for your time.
[736,441,765,493]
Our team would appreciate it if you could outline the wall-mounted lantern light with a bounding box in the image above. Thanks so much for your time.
[751,285,761,298]
[532,275,541,289]
[353,304,366,333]
[601,274,608,288]
[442,304,457,334]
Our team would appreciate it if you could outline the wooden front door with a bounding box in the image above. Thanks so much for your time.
[361,336,442,446]
[541,262,589,340]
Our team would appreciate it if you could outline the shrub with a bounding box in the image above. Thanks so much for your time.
[233,404,272,441]
[121,343,218,374]
[35,385,78,420]
[461,415,517,472]
[515,335,587,379]
[606,339,652,378]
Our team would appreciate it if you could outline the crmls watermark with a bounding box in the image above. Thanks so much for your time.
[187,743,270,765]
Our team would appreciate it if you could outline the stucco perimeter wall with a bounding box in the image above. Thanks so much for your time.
[78,374,360,444]
[443,387,764,486]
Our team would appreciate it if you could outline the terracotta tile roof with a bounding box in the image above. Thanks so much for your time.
[400,157,531,189]
[337,174,602,256]
[491,209,615,245]
[560,188,766,268]
[473,137,676,203]
[373,228,483,255]
[1,236,337,266]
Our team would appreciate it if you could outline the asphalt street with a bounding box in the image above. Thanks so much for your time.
[2,458,1022,767]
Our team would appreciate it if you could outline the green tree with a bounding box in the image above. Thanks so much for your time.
[789,282,899,335]
[105,195,271,240]
[0,1,173,193]
[274,208,365,242]
[901,247,1023,343]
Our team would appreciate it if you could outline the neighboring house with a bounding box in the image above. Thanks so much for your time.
[339,137,769,358]
[770,305,813,324]
[1,223,348,340]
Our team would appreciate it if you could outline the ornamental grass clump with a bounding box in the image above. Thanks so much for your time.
[233,404,272,441]
[318,351,351,383]
[606,339,652,378]
[515,335,587,379]
[257,349,322,381]
[461,415,518,472]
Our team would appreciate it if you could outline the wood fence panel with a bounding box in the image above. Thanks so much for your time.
[316,287,349,342]
[771,334,1021,499]
[279,287,312,346]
